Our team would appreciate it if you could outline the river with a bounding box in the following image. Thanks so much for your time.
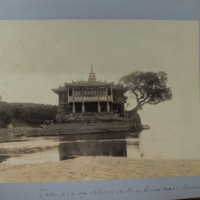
[0,132,140,165]
[139,120,200,160]
[1,119,200,166]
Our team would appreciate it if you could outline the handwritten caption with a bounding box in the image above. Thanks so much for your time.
[38,184,200,200]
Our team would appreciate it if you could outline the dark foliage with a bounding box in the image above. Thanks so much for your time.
[119,71,173,111]
[0,102,57,128]
[0,110,12,128]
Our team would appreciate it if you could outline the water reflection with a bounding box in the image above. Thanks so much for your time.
[58,140,127,160]
[0,132,140,165]
[58,132,126,141]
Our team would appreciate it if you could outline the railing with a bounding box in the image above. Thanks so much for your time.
[59,99,68,104]
[68,95,113,102]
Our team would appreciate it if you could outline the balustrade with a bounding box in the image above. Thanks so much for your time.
[68,95,113,102]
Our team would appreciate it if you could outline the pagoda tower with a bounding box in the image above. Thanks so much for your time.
[88,64,96,81]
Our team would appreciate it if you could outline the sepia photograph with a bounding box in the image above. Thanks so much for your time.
[0,20,200,183]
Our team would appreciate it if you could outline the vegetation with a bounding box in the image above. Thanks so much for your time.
[120,71,172,111]
[0,102,57,128]
[120,71,173,130]
[0,107,12,128]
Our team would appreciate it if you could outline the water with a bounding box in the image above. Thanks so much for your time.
[1,119,199,166]
[139,120,200,160]
[0,132,140,165]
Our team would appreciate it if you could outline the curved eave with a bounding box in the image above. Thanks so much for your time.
[52,89,66,94]
[65,81,114,87]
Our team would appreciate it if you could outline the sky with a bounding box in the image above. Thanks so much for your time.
[0,20,199,127]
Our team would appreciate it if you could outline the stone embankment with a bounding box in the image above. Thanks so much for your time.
[26,120,134,136]
[0,127,33,136]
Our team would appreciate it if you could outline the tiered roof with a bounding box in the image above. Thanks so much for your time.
[52,65,114,94]
[88,64,96,81]
[65,80,113,87]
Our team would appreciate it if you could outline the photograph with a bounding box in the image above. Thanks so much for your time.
[0,20,200,183]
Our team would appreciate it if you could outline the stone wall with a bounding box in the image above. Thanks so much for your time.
[26,120,133,136]
[56,104,72,121]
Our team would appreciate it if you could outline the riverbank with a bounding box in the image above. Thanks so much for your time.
[0,127,34,137]
[1,120,135,137]
[1,157,200,183]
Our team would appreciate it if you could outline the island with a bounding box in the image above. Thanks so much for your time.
[26,66,142,136]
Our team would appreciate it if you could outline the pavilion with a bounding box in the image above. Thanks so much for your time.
[52,65,126,121]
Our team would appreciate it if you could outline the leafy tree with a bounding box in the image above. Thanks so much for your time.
[0,103,12,128]
[0,102,57,128]
[0,110,12,128]
[119,71,173,114]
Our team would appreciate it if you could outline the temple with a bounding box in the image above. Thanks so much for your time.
[52,65,126,122]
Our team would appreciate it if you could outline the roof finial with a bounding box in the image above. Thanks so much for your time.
[88,64,96,81]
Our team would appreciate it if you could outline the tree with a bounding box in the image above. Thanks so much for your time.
[119,71,173,114]
[0,103,12,128]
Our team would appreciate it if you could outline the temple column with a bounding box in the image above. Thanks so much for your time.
[111,85,113,101]
[82,102,85,113]
[107,101,110,112]
[81,87,85,113]
[72,88,75,113]
[98,101,101,112]
[72,102,76,113]
[97,87,101,112]
[106,87,110,112]
[106,87,108,99]
[67,87,69,101]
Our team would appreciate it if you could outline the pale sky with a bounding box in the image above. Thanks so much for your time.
[0,20,199,126]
